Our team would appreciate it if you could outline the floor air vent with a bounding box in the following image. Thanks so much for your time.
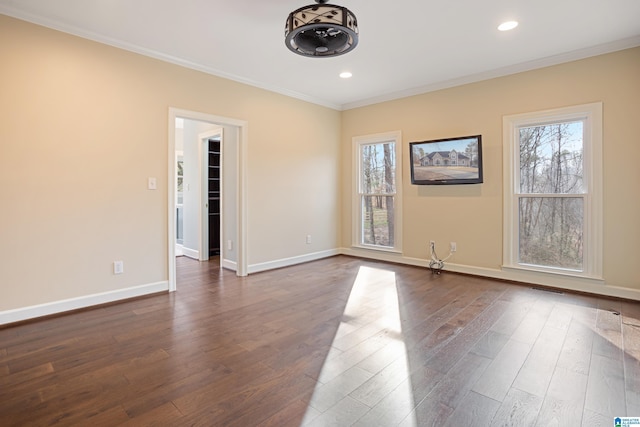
[531,287,564,295]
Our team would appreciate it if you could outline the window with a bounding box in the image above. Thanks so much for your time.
[503,103,602,279]
[176,153,184,245]
[353,131,402,252]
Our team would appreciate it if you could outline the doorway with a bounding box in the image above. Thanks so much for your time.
[198,129,223,262]
[168,108,248,292]
[206,137,221,258]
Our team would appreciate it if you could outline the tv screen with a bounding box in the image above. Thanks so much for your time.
[409,135,483,185]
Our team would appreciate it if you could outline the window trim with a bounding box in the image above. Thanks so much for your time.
[352,131,403,253]
[502,103,603,280]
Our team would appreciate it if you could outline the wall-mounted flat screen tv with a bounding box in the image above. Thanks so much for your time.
[409,135,483,185]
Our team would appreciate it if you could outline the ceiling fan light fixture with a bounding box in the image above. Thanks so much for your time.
[285,0,358,58]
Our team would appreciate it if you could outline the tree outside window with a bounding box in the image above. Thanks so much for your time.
[361,142,395,247]
[518,122,584,270]
[354,131,402,252]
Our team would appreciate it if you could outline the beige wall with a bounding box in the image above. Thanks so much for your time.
[1,14,638,317]
[341,47,640,293]
[0,15,341,312]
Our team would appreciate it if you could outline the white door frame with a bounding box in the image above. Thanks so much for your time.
[168,108,248,292]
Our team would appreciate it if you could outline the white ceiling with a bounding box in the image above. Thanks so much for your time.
[2,0,639,110]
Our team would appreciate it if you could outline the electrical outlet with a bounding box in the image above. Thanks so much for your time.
[306,235,312,244]
[450,242,457,252]
[430,240,435,249]
[113,260,124,274]
[227,240,233,251]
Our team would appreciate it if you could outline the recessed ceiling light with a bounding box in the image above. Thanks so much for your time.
[340,71,353,79]
[498,21,519,31]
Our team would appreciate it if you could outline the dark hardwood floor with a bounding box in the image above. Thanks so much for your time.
[1,255,639,426]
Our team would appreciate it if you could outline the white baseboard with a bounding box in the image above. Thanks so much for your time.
[182,247,199,260]
[0,281,169,325]
[248,249,340,274]
[341,247,640,301]
[5,248,636,326]
[221,258,237,271]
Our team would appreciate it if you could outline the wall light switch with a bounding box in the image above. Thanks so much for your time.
[148,177,157,190]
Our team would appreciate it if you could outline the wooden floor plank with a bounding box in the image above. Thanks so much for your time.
[511,323,568,397]
[354,376,432,427]
[535,366,588,426]
[442,390,501,427]
[535,395,584,427]
[1,255,639,426]
[305,396,370,427]
[556,316,596,375]
[490,388,543,427]
[623,322,640,415]
[470,338,532,402]
[350,352,410,407]
[308,366,373,413]
[584,353,627,418]
[411,352,492,425]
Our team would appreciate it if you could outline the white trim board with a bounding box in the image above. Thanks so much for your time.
[181,247,200,260]
[3,248,638,326]
[0,281,169,326]
[340,247,640,301]
[247,249,340,274]
[221,258,237,271]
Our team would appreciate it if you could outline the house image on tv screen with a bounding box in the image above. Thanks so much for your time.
[419,150,472,167]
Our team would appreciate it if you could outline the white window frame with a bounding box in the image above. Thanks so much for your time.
[352,131,403,253]
[503,102,603,280]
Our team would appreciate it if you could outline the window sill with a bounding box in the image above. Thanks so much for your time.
[501,264,604,287]
[351,244,402,255]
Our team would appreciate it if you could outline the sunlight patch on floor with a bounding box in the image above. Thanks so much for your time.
[301,266,416,426]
